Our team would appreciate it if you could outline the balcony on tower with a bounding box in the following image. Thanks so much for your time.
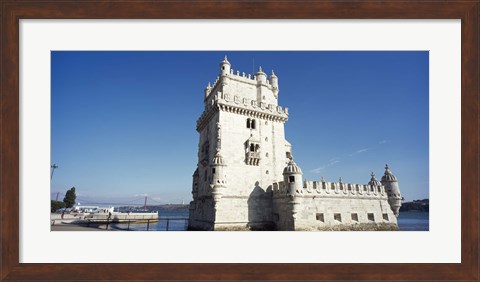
[245,136,261,166]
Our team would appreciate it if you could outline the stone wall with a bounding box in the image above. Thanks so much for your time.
[272,180,397,231]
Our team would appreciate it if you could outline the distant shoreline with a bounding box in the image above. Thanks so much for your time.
[400,199,429,212]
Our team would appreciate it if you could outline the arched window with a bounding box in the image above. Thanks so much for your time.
[250,143,255,152]
[251,119,256,129]
[246,119,251,128]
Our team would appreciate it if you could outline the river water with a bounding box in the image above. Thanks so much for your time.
[397,211,429,231]
[108,209,428,231]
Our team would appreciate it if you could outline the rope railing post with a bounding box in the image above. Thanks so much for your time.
[127,220,130,231]
[166,219,170,231]
[147,219,150,231]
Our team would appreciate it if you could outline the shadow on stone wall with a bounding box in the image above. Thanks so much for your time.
[247,181,274,231]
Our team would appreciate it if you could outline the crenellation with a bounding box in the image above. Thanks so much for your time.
[293,178,388,199]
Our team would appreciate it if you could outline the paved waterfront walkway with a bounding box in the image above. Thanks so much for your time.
[51,213,115,231]
[51,224,108,231]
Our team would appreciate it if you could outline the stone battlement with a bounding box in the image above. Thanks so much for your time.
[272,180,386,198]
[209,68,274,91]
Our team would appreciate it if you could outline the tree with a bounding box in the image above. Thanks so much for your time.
[63,187,76,208]
[51,200,65,213]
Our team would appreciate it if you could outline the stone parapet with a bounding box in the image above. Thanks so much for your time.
[272,180,386,199]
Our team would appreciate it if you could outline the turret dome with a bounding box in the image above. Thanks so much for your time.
[381,164,397,182]
[270,70,277,78]
[220,55,231,66]
[368,172,382,186]
[283,159,302,174]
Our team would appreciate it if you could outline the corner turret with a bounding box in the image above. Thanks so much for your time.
[269,70,279,98]
[282,159,302,229]
[210,151,227,206]
[204,82,212,98]
[192,168,199,200]
[283,160,302,197]
[381,164,403,217]
[219,56,231,76]
[255,66,267,84]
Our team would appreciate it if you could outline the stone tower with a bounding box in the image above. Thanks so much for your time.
[381,164,403,216]
[188,57,291,230]
[189,57,402,231]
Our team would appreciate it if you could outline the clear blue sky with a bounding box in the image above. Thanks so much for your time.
[51,51,429,205]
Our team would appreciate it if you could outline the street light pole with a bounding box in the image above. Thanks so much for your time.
[51,164,58,180]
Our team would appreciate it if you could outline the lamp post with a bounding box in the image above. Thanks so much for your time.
[51,164,58,180]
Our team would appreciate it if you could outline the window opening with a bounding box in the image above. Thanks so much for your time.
[334,213,342,222]
[351,213,359,222]
[316,213,324,222]
[367,213,375,221]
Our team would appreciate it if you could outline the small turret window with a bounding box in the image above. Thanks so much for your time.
[212,168,216,174]
[289,176,295,183]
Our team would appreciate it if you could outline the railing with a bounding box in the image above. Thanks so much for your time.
[51,216,189,231]
[159,217,189,231]
[247,152,260,159]
[85,217,189,231]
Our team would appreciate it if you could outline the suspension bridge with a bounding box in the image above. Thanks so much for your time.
[51,193,184,210]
